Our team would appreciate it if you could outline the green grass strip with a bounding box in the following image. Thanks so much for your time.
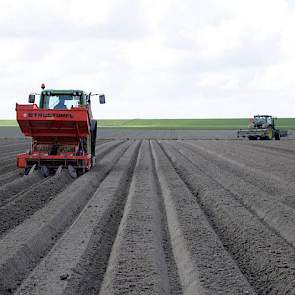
[1,118,295,130]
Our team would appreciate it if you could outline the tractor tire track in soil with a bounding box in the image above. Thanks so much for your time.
[0,137,295,294]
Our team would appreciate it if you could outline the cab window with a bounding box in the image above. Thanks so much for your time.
[41,94,82,110]
[266,117,272,125]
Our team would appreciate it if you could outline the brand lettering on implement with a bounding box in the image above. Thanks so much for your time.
[27,113,73,118]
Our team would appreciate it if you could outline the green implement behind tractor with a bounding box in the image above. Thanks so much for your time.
[237,115,288,140]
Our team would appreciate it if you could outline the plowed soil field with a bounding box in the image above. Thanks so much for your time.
[1,137,295,294]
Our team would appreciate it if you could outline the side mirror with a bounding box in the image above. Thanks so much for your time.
[28,94,35,104]
[99,94,106,104]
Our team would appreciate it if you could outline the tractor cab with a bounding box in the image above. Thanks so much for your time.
[39,90,87,110]
[253,115,274,128]
[28,87,105,110]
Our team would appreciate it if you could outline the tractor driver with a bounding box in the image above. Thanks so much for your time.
[54,96,67,110]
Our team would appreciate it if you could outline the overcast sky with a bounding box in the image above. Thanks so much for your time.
[1,0,295,119]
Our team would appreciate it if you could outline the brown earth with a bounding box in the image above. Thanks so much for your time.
[0,136,295,294]
[3,127,295,140]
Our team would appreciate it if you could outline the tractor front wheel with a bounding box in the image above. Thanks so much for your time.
[267,127,273,140]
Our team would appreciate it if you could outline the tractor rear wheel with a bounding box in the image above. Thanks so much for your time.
[275,132,281,140]
[90,120,97,158]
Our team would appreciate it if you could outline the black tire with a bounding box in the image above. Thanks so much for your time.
[248,136,256,140]
[275,132,281,140]
[90,120,97,157]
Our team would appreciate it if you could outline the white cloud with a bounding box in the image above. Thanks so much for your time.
[0,0,294,119]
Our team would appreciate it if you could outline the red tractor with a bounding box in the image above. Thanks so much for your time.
[16,84,105,177]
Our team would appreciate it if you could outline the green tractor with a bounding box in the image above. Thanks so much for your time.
[237,115,288,140]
